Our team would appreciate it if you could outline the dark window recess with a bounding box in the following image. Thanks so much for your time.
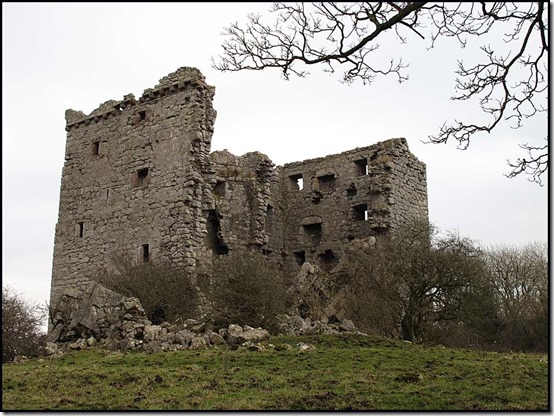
[294,251,306,266]
[354,158,369,176]
[289,174,303,191]
[206,210,229,255]
[133,168,149,188]
[265,204,274,232]
[354,203,369,221]
[106,189,110,199]
[346,184,357,198]
[318,249,339,272]
[91,141,100,156]
[214,180,226,197]
[78,222,84,238]
[262,248,273,256]
[303,223,322,245]
[138,110,146,121]
[141,244,150,263]
[310,191,322,205]
[318,174,336,192]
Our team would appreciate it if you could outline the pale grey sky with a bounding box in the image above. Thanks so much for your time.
[2,3,548,308]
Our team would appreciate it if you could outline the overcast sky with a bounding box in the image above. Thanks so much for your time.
[2,3,548,309]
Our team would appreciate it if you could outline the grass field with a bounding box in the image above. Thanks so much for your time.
[2,333,548,411]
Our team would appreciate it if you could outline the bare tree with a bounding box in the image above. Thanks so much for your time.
[2,286,47,362]
[337,219,487,343]
[213,2,548,184]
[483,242,548,351]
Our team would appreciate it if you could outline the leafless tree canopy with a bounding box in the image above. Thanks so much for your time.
[213,2,548,185]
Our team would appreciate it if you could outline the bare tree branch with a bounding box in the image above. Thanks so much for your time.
[213,2,548,184]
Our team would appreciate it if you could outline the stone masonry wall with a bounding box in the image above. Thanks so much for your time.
[50,66,428,325]
[50,67,217,308]
[279,138,428,280]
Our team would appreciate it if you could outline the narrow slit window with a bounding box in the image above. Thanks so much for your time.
[91,141,100,156]
[289,174,303,191]
[353,203,369,221]
[78,222,84,238]
[354,158,369,176]
[141,244,150,263]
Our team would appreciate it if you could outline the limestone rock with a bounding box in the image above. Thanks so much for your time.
[227,325,270,346]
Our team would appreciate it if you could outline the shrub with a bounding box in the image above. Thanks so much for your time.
[206,250,286,333]
[2,286,47,362]
[97,256,199,324]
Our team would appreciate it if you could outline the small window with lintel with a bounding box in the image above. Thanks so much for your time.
[138,110,146,121]
[289,174,304,191]
[353,203,369,221]
[91,141,100,156]
[132,168,149,188]
[354,158,369,176]
[141,244,150,263]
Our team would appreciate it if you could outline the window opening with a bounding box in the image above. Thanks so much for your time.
[354,158,369,176]
[138,110,146,121]
[133,168,149,188]
[317,174,336,192]
[206,210,229,255]
[347,184,357,198]
[294,251,306,266]
[318,249,338,272]
[78,222,84,238]
[141,244,150,263]
[303,223,322,245]
[353,203,369,221]
[289,174,304,190]
[214,180,226,197]
[310,191,322,205]
[92,141,100,156]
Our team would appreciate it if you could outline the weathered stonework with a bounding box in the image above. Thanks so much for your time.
[50,66,428,328]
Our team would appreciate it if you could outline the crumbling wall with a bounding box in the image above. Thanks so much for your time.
[280,138,428,280]
[50,67,428,334]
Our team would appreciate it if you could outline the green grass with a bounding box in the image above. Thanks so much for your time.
[2,334,548,411]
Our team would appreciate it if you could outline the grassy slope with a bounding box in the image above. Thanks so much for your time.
[2,334,548,411]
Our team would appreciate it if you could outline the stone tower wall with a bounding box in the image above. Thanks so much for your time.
[50,68,216,307]
[280,138,428,279]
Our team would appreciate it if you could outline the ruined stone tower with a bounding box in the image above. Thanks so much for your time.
[50,67,428,314]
